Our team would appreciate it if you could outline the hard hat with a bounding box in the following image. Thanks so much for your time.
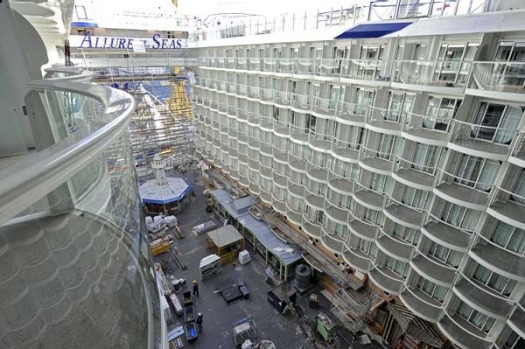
[193,280,197,284]
[198,313,202,316]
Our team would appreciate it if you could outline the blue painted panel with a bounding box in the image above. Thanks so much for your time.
[335,22,412,39]
[71,21,98,28]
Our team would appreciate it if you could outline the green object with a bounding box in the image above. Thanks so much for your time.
[316,313,336,342]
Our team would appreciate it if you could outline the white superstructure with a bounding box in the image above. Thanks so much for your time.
[191,1,525,348]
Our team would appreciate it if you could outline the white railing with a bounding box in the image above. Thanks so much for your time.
[0,80,134,225]
[191,0,495,43]
[450,119,517,147]
[470,61,525,95]
[405,112,452,134]
[394,60,472,87]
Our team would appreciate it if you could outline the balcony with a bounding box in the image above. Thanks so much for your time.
[260,144,273,156]
[288,180,305,199]
[285,203,303,226]
[353,186,385,211]
[438,315,492,349]
[238,154,249,166]
[508,307,525,339]
[328,177,354,195]
[272,198,287,215]
[384,202,424,229]
[303,220,322,239]
[260,191,272,206]
[403,112,451,146]
[249,183,260,195]
[332,144,360,163]
[421,218,471,251]
[393,60,471,93]
[273,173,287,189]
[487,186,525,230]
[348,218,378,241]
[468,62,525,103]
[310,97,338,118]
[449,119,513,160]
[337,102,366,127]
[274,151,289,165]
[410,253,456,286]
[509,130,525,168]
[359,147,395,176]
[321,230,345,254]
[453,277,513,320]
[469,242,525,281]
[0,76,162,347]
[393,158,436,191]
[343,247,372,273]
[345,59,388,85]
[248,158,260,171]
[369,265,404,295]
[400,288,443,323]
[307,167,330,183]
[366,106,405,135]
[377,234,414,262]
[434,172,490,211]
[289,159,307,173]
[260,116,274,131]
[305,192,326,210]
[325,205,349,224]
[290,126,310,144]
[310,134,333,153]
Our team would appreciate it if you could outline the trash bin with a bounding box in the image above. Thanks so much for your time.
[309,293,319,309]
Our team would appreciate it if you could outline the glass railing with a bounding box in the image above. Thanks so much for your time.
[437,168,494,194]
[469,61,525,94]
[489,186,525,211]
[368,106,408,125]
[45,65,93,82]
[450,119,517,148]
[394,60,472,87]
[0,74,164,348]
[360,145,398,164]
[395,156,439,177]
[404,112,452,135]
[511,130,525,160]
[346,59,384,80]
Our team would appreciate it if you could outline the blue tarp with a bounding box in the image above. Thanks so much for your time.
[335,22,412,39]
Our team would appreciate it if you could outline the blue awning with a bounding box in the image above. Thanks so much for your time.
[71,21,98,28]
[335,22,412,39]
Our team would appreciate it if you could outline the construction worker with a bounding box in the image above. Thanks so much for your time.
[192,280,199,297]
[196,313,203,333]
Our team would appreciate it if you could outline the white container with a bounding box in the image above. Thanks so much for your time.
[165,215,178,227]
[238,250,252,265]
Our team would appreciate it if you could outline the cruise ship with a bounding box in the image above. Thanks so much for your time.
[0,0,524,348]
[190,1,525,349]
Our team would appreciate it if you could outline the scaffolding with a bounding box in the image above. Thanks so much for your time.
[71,45,197,182]
[127,81,195,181]
[328,287,381,334]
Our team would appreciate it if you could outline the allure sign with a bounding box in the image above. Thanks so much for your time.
[70,31,185,50]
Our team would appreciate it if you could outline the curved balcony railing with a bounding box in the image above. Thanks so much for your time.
[393,60,472,88]
[450,119,517,151]
[487,186,525,229]
[469,62,525,98]
[44,65,94,82]
[0,75,164,348]
[403,112,452,141]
